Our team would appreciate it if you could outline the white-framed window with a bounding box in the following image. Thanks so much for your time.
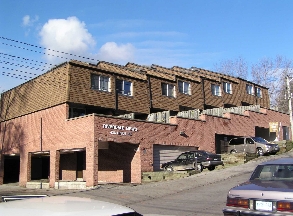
[178,80,191,95]
[116,79,133,96]
[223,82,232,94]
[91,74,110,92]
[246,84,255,95]
[256,87,262,98]
[211,84,221,96]
[162,83,175,97]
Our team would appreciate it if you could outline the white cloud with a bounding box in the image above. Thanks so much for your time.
[39,16,135,65]
[97,42,135,64]
[22,15,39,27]
[39,17,96,63]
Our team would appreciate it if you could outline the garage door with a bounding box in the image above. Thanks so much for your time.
[153,145,198,171]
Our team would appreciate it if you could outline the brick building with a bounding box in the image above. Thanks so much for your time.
[0,60,290,188]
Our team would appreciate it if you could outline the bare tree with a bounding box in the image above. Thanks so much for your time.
[251,56,293,110]
[214,56,248,79]
[214,55,293,112]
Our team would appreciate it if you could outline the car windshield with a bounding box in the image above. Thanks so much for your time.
[252,137,268,144]
[250,164,293,181]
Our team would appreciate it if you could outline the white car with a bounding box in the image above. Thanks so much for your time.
[0,195,141,216]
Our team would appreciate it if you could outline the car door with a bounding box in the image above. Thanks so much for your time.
[245,138,256,154]
[174,153,188,170]
[194,151,203,164]
[185,152,195,169]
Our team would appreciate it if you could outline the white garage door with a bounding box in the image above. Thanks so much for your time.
[153,145,198,171]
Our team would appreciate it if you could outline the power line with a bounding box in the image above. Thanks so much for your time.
[0,36,97,61]
[0,53,53,68]
[0,36,99,82]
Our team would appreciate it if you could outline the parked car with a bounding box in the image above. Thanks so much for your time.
[0,195,142,216]
[161,150,223,172]
[228,136,280,156]
[223,157,293,215]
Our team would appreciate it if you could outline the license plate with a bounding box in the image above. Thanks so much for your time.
[255,201,272,211]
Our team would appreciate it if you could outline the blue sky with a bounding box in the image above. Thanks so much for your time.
[1,0,293,91]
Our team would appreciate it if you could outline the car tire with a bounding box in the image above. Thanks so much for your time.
[196,164,203,172]
[165,166,174,172]
[257,148,264,157]
[208,166,215,171]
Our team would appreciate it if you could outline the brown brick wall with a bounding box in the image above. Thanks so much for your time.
[0,104,97,186]
[98,142,140,183]
[60,153,77,181]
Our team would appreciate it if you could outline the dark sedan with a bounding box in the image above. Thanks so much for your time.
[223,157,293,215]
[161,150,223,172]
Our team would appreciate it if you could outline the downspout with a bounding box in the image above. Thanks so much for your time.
[201,77,206,110]
[115,79,118,111]
[66,62,71,118]
[40,118,42,151]
[148,76,153,109]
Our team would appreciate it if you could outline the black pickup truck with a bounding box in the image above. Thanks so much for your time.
[161,150,223,172]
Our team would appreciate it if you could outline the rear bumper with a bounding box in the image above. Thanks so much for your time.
[223,207,292,216]
[202,160,223,167]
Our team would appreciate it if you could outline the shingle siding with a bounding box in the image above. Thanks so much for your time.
[0,63,68,120]
[1,60,271,122]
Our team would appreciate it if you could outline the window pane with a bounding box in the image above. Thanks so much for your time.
[124,81,132,95]
[257,88,262,97]
[162,83,167,95]
[91,75,99,89]
[212,84,220,96]
[116,80,123,94]
[168,84,174,97]
[100,76,109,91]
[178,81,183,93]
[183,82,189,94]
[246,84,254,95]
[228,83,232,93]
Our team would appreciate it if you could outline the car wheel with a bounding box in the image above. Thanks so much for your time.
[257,148,264,157]
[230,150,237,154]
[165,166,174,172]
[208,166,215,171]
[196,164,203,172]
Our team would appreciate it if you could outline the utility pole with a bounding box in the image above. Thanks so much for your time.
[286,76,293,141]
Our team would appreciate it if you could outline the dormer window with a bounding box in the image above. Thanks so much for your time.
[178,80,191,95]
[162,83,175,97]
[91,74,110,92]
[223,82,232,94]
[246,84,255,95]
[116,79,132,96]
[256,87,262,98]
[211,84,221,96]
